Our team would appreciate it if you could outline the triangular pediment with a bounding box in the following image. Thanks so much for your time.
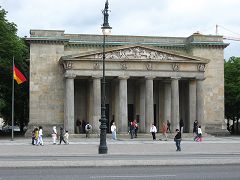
[61,45,209,63]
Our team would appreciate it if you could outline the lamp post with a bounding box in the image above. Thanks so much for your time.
[99,0,112,154]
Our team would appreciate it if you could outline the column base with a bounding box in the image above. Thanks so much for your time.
[205,123,230,136]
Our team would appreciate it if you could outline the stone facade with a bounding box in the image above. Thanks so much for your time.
[27,30,228,134]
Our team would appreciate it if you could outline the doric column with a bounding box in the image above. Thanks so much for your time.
[119,76,128,133]
[158,82,164,132]
[114,80,119,132]
[164,82,171,126]
[189,79,197,133]
[139,79,146,132]
[92,76,101,133]
[197,78,204,130]
[171,77,180,131]
[64,74,76,133]
[145,76,154,133]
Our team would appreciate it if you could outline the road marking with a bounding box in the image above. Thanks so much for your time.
[90,174,176,179]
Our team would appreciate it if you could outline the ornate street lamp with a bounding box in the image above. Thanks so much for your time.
[99,0,112,154]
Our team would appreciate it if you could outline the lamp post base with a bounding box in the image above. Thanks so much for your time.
[98,146,108,154]
[99,117,108,154]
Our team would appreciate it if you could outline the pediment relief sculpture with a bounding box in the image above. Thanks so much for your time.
[60,46,210,68]
[93,47,175,60]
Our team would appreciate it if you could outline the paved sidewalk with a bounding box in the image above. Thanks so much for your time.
[0,135,240,167]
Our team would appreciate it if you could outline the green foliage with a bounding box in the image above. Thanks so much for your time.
[0,7,29,129]
[224,56,240,121]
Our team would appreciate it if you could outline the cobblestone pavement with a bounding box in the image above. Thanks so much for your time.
[0,134,239,167]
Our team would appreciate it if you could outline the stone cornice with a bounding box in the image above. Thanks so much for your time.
[25,37,69,44]
[189,41,229,48]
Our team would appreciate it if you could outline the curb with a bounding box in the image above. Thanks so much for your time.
[0,159,240,168]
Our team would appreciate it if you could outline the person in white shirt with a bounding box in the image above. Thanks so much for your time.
[111,122,117,140]
[150,123,157,140]
[85,123,92,138]
[64,130,69,144]
[52,126,57,144]
[194,125,203,142]
[37,126,43,146]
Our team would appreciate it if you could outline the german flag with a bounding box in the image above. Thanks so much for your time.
[14,65,27,84]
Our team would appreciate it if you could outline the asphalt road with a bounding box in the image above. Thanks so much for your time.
[0,165,239,180]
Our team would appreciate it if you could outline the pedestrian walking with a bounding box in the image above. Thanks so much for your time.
[82,120,86,134]
[150,123,157,140]
[129,121,135,139]
[111,122,117,140]
[37,126,44,146]
[31,127,35,145]
[76,119,81,134]
[167,120,171,133]
[64,130,69,144]
[133,120,138,138]
[193,120,198,135]
[160,121,168,141]
[52,126,57,144]
[85,122,92,138]
[174,129,182,151]
[34,127,39,145]
[194,125,203,142]
[58,127,66,144]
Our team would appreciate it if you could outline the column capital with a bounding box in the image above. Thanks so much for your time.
[64,73,76,79]
[171,76,181,80]
[196,77,206,81]
[118,76,129,80]
[92,76,101,79]
[145,76,155,80]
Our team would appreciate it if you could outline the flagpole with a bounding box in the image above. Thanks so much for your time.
[11,57,14,141]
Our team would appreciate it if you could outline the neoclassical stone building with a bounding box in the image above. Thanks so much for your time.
[27,30,228,134]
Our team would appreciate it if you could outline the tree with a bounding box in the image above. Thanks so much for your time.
[0,7,29,131]
[224,56,240,134]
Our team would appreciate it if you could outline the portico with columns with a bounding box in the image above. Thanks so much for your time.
[61,45,208,134]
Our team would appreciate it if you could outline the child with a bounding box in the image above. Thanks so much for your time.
[174,129,182,151]
[64,130,69,144]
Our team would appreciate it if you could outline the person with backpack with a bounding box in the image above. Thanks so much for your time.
[85,122,92,138]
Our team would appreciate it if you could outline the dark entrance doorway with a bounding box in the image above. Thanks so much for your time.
[154,104,157,126]
[128,104,134,125]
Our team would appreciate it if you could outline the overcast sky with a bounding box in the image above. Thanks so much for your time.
[1,0,239,59]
